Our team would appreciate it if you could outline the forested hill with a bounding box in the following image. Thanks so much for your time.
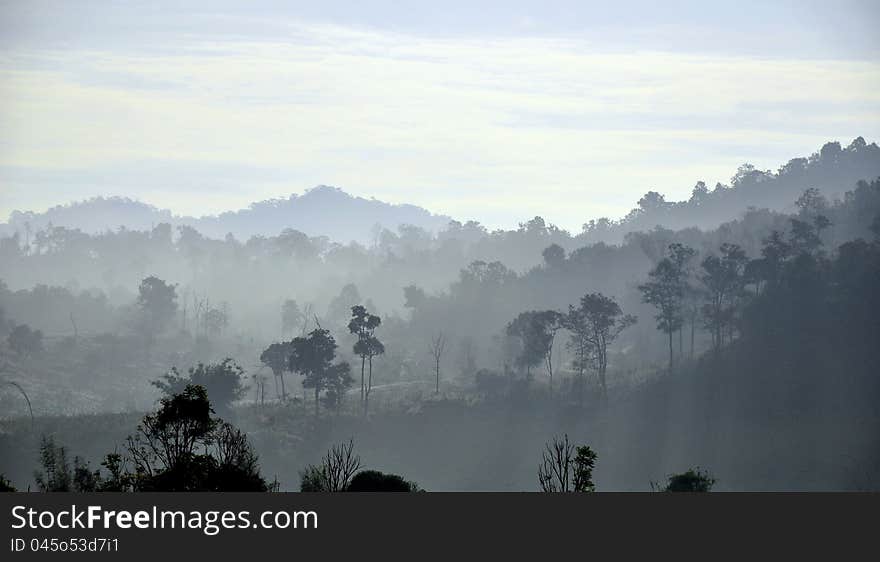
[1,185,452,244]
[2,138,878,246]
[581,137,880,243]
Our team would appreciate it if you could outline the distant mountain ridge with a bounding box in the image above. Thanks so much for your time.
[3,138,879,244]
[1,185,453,244]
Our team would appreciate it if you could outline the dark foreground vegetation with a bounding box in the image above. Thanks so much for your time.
[1,139,879,491]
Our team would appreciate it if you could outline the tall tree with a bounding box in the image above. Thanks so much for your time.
[563,305,592,405]
[700,243,748,351]
[321,362,354,413]
[789,215,830,256]
[575,293,637,399]
[638,244,692,372]
[289,328,350,418]
[135,276,178,356]
[537,310,564,392]
[668,244,697,359]
[429,332,447,394]
[260,342,292,400]
[506,310,563,389]
[348,305,384,416]
[506,311,547,378]
[747,230,792,292]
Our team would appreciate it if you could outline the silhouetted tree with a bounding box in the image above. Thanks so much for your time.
[135,276,177,355]
[639,244,692,372]
[700,243,748,351]
[127,384,216,482]
[289,328,351,417]
[97,452,132,492]
[429,332,447,394]
[126,385,270,491]
[348,304,384,416]
[563,305,592,404]
[748,230,792,291]
[574,293,636,399]
[152,359,246,417]
[299,440,361,492]
[0,474,15,492]
[538,434,597,492]
[346,470,422,492]
[690,180,709,203]
[542,243,566,268]
[210,422,272,491]
[655,468,716,492]
[789,215,829,256]
[32,436,105,492]
[668,243,697,360]
[538,311,564,392]
[506,311,544,378]
[507,310,564,389]
[322,361,354,412]
[260,342,292,400]
[34,435,72,492]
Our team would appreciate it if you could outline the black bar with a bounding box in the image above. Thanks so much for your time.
[1,493,876,559]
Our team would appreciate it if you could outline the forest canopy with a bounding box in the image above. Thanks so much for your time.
[1,139,879,492]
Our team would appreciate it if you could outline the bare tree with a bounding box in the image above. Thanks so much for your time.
[538,434,597,492]
[429,332,447,394]
[323,440,361,491]
[300,439,362,492]
[213,422,261,476]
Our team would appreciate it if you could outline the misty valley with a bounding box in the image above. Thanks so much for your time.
[0,138,879,492]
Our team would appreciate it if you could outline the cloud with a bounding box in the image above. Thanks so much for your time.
[1,20,878,230]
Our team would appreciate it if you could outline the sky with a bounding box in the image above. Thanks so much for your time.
[1,0,879,231]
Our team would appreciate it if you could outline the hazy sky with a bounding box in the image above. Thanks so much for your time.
[1,1,879,230]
